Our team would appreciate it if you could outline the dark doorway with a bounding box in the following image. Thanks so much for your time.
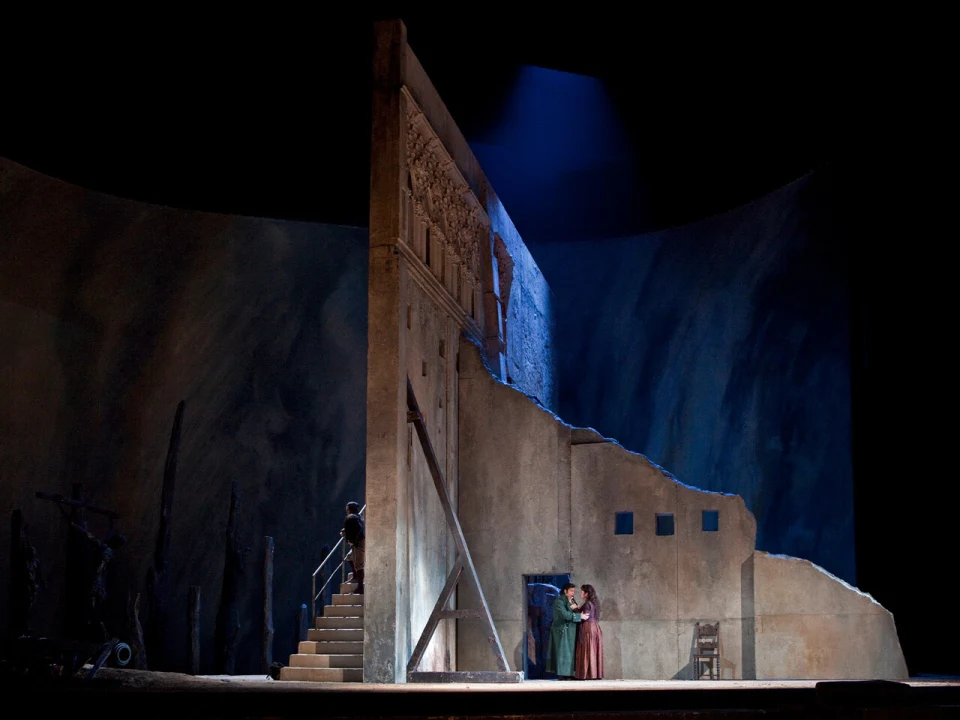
[523,573,570,679]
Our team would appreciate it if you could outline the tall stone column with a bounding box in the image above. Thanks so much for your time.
[364,19,408,683]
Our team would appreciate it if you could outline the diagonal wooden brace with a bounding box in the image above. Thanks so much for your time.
[406,559,463,674]
[405,378,510,675]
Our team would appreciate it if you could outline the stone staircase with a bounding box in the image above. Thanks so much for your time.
[280,580,364,682]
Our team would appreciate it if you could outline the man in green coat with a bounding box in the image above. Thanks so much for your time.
[545,582,589,679]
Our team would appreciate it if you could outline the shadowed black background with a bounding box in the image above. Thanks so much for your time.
[1,10,952,675]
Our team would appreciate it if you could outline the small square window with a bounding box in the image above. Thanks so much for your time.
[614,511,634,535]
[655,513,675,536]
[702,510,719,532]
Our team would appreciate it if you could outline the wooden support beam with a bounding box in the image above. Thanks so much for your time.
[262,536,275,673]
[215,481,241,674]
[438,609,482,619]
[405,378,512,680]
[188,586,200,675]
[406,560,462,675]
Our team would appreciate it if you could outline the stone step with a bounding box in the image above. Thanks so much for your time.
[333,593,364,606]
[322,604,364,618]
[289,653,363,669]
[341,582,357,594]
[280,666,362,683]
[299,640,363,655]
[308,628,363,642]
[315,616,363,630]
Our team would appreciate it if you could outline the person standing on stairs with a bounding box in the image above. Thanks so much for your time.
[340,502,365,595]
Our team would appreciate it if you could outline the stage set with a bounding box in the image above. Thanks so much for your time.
[3,14,958,720]
[288,19,906,686]
[274,19,954,716]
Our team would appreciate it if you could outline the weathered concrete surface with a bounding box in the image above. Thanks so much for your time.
[403,281,459,674]
[457,338,906,680]
[364,20,557,682]
[570,442,755,680]
[0,157,367,673]
[457,338,570,673]
[750,552,908,679]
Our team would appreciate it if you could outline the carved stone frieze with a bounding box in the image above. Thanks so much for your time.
[403,93,490,290]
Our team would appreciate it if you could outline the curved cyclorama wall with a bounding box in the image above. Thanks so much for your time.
[0,157,368,674]
[457,338,907,680]
[533,169,853,587]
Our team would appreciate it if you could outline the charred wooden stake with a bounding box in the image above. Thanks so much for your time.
[146,400,185,669]
[262,537,274,673]
[296,604,308,648]
[64,483,89,639]
[215,480,241,674]
[188,586,201,675]
[128,590,148,670]
[10,509,26,640]
[9,509,42,640]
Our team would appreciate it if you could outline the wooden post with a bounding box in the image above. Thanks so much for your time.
[188,586,200,675]
[215,480,241,674]
[64,482,88,639]
[128,590,148,670]
[296,603,308,648]
[9,510,29,640]
[146,400,185,669]
[262,536,274,673]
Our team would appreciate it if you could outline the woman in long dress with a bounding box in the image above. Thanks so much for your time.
[574,584,604,680]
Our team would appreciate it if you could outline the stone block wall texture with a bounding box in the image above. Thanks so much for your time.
[457,339,907,680]
[486,198,556,410]
[0,157,368,674]
[532,170,854,585]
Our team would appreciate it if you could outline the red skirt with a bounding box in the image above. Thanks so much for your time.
[575,621,604,680]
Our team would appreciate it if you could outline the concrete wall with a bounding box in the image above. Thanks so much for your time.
[364,21,557,681]
[400,281,460,674]
[748,552,908,679]
[457,338,907,680]
[569,441,756,680]
[456,338,571,673]
[0,157,368,673]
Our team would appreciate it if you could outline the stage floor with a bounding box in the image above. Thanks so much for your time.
[14,669,960,718]
[199,674,960,692]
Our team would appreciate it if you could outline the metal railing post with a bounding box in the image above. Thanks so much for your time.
[311,505,365,617]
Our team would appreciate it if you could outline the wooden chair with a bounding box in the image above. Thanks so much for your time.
[693,622,720,680]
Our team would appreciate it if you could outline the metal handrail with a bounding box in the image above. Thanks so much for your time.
[311,505,365,620]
